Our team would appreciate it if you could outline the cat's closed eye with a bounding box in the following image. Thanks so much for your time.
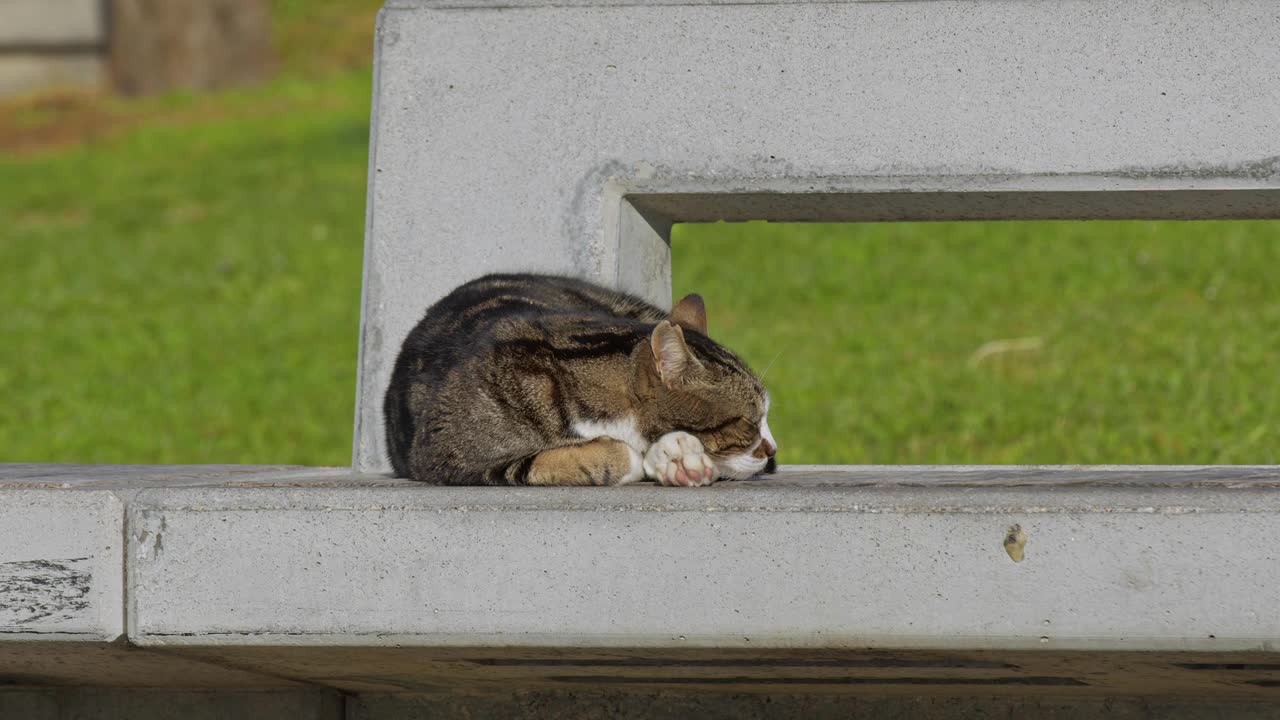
[701,417,764,455]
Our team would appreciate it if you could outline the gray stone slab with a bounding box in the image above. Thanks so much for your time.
[355,0,1280,472]
[123,475,1280,650]
[0,491,122,640]
[777,464,1280,488]
[122,466,1280,695]
[0,482,305,689]
[5,463,1279,695]
[0,463,376,490]
[0,468,364,690]
[0,0,103,47]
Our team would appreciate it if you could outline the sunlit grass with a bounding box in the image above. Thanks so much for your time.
[674,221,1280,464]
[0,71,372,464]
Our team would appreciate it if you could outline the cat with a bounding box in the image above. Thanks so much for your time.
[383,273,777,486]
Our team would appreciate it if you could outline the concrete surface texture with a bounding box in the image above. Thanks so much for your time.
[127,472,1280,653]
[0,491,121,640]
[355,0,1280,472]
[5,463,1280,707]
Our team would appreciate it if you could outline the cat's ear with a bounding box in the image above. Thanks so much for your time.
[668,293,708,335]
[650,320,701,388]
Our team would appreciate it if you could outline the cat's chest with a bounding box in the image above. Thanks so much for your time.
[571,416,648,455]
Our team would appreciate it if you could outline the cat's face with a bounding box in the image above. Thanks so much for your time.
[644,295,777,480]
[674,365,776,480]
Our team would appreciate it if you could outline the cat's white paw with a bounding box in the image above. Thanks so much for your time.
[643,431,719,487]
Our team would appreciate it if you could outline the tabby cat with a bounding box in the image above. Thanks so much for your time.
[384,273,777,486]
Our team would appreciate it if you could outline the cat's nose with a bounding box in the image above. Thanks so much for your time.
[754,439,776,459]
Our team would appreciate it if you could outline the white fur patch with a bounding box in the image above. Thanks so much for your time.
[572,415,649,456]
[715,452,768,480]
[617,445,646,485]
[761,392,776,452]
[572,416,648,486]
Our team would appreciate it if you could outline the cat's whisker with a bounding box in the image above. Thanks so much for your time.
[760,349,784,381]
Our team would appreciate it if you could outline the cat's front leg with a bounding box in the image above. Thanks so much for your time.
[643,432,719,487]
[524,437,645,486]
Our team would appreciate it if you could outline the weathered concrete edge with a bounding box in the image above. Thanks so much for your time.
[113,473,1280,513]
[0,490,124,642]
[121,474,1280,653]
[131,631,1280,654]
[5,466,1278,652]
[0,464,354,490]
[614,168,1280,194]
[384,0,988,9]
[352,8,389,473]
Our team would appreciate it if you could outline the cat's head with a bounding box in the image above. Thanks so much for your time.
[639,294,777,480]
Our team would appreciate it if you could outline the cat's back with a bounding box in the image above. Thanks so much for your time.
[384,274,666,477]
[419,273,666,339]
[391,273,666,389]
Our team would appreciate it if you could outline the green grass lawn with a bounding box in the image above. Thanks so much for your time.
[1,71,373,465]
[2,5,1277,466]
[674,221,1280,465]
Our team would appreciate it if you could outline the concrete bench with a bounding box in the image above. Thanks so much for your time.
[6,0,1280,717]
[6,464,1280,718]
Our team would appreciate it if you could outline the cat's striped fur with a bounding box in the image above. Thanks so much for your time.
[384,273,776,486]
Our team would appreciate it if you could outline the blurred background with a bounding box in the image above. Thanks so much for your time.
[2,0,1277,467]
